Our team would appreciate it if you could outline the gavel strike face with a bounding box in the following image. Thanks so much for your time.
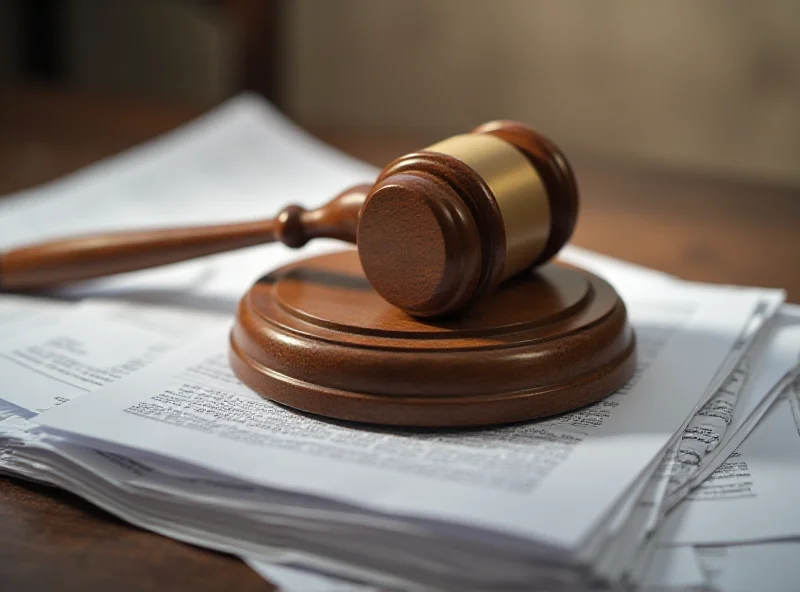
[0,121,631,428]
[0,121,577,318]
[359,120,577,316]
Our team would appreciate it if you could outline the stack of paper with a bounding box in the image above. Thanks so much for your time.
[0,96,797,591]
[637,355,800,592]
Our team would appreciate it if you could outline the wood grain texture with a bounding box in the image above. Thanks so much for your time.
[313,126,800,304]
[0,118,575,320]
[0,477,273,591]
[359,121,578,316]
[0,89,798,589]
[230,250,636,427]
[358,171,484,316]
[0,184,369,290]
[363,152,507,316]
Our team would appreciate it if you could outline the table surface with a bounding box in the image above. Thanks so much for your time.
[1,88,798,591]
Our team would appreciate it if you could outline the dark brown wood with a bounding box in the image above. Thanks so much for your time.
[230,250,636,427]
[1,89,798,590]
[357,171,484,316]
[359,154,505,317]
[0,89,206,194]
[358,121,577,316]
[1,121,578,319]
[0,184,369,290]
[0,477,273,591]
[224,0,286,104]
[312,126,800,304]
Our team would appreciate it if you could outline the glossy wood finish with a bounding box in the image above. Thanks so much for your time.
[0,120,575,320]
[312,126,800,305]
[0,477,273,591]
[230,250,636,426]
[359,121,577,316]
[360,151,506,316]
[1,119,577,317]
[0,184,369,290]
[0,90,798,590]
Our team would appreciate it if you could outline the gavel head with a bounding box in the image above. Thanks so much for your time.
[356,120,579,317]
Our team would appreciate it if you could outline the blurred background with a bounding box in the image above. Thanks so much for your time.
[1,0,798,185]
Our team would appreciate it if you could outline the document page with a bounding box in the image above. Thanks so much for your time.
[639,545,708,590]
[558,246,675,298]
[36,284,769,550]
[0,301,226,414]
[0,95,377,306]
[245,561,377,592]
[0,294,73,337]
[592,304,795,580]
[0,95,685,315]
[692,541,800,592]
[662,389,800,545]
[642,538,800,592]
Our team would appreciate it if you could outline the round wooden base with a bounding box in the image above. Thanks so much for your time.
[229,250,636,427]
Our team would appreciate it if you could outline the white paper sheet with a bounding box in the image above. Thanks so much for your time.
[639,544,708,590]
[639,307,800,549]
[641,540,800,592]
[0,94,377,309]
[0,300,226,413]
[662,391,800,545]
[3,93,794,589]
[0,294,74,337]
[693,541,800,592]
[34,282,768,554]
[244,560,380,592]
[0,93,685,316]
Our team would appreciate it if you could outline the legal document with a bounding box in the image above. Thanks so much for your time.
[639,393,800,592]
[664,377,800,545]
[0,300,225,414]
[621,307,800,588]
[1,93,796,590]
[0,95,376,308]
[0,294,73,336]
[31,281,771,588]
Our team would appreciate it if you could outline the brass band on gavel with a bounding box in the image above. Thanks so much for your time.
[425,133,551,280]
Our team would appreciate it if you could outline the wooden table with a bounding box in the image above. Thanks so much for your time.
[1,88,798,591]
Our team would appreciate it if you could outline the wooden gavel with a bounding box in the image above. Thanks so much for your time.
[0,121,578,317]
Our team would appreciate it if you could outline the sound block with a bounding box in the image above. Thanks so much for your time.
[229,250,636,427]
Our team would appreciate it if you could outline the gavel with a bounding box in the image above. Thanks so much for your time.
[0,120,577,317]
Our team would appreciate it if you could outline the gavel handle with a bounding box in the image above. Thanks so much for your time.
[0,184,370,290]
